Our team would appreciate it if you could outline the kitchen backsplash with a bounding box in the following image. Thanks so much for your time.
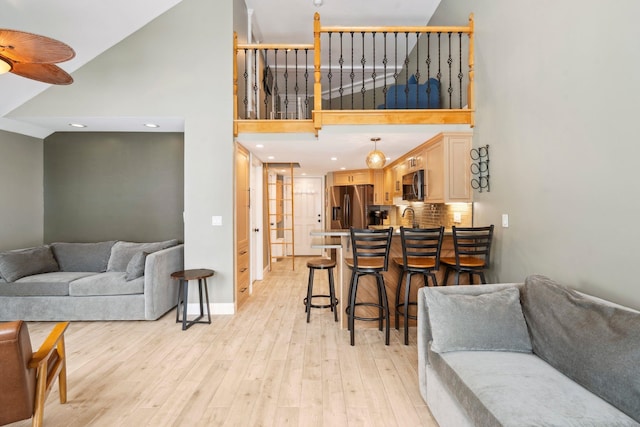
[387,203,472,229]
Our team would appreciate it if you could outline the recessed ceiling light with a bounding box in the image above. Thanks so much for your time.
[256,144,264,148]
[301,173,307,176]
[267,156,275,160]
[69,123,86,128]
[340,167,346,170]
[144,123,159,128]
[331,157,338,161]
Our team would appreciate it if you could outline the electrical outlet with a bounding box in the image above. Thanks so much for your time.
[212,216,222,226]
[501,214,509,228]
[453,212,462,223]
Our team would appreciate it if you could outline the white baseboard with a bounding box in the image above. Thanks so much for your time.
[185,302,235,315]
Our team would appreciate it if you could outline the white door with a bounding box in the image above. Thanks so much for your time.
[294,177,323,256]
[250,157,263,282]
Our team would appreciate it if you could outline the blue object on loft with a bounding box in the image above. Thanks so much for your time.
[378,76,441,109]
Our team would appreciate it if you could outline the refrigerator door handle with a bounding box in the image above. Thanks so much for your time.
[344,193,350,228]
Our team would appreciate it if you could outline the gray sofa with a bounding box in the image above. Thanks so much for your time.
[418,275,640,426]
[0,240,184,321]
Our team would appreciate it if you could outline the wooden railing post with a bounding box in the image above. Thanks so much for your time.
[313,12,322,133]
[233,32,239,136]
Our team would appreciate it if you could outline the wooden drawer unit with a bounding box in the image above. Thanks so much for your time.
[236,242,250,306]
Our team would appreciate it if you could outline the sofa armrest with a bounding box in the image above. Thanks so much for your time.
[143,244,184,320]
[417,283,523,401]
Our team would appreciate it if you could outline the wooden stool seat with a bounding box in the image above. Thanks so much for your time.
[307,258,336,269]
[304,258,338,323]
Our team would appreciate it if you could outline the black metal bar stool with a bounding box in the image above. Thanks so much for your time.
[171,268,214,330]
[304,258,338,323]
[345,227,393,346]
[441,225,494,285]
[393,226,444,345]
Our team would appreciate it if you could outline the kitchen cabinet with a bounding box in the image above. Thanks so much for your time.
[383,166,394,203]
[373,170,385,204]
[393,163,406,198]
[424,132,472,203]
[333,169,373,185]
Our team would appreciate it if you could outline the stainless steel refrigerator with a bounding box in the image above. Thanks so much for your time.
[329,185,373,229]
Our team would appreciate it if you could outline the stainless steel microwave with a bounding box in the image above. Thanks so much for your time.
[402,170,425,201]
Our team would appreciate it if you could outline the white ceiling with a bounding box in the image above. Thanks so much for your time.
[0,0,464,177]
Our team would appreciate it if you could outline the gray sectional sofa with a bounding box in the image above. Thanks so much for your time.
[0,240,184,321]
[418,275,640,426]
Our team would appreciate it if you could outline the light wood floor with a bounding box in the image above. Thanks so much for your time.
[12,257,437,427]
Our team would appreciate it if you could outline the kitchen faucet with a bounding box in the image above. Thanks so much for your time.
[402,207,419,228]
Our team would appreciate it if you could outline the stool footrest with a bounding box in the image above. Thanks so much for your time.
[346,302,389,322]
[304,295,339,309]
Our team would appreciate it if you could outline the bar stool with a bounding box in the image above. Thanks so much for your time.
[441,225,494,285]
[304,258,338,323]
[393,226,444,345]
[345,227,393,346]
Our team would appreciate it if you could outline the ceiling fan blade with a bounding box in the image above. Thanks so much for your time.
[11,62,73,85]
[0,29,75,64]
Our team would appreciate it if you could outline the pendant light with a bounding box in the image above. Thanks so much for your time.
[366,137,386,169]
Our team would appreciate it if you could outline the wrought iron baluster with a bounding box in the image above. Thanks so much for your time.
[361,31,366,109]
[294,49,299,119]
[372,32,377,108]
[394,32,398,108]
[252,49,258,119]
[447,32,453,109]
[415,32,420,109]
[243,48,248,119]
[426,33,432,108]
[304,48,309,119]
[263,50,270,118]
[327,33,333,110]
[404,32,410,108]
[339,32,344,110]
[458,32,463,109]
[274,49,279,118]
[284,49,289,118]
[382,32,388,109]
[437,33,442,83]
[350,31,355,110]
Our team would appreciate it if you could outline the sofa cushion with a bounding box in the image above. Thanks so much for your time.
[51,241,116,272]
[125,251,148,281]
[68,272,144,296]
[107,240,179,272]
[15,271,97,283]
[0,282,70,297]
[425,287,532,353]
[522,275,640,423]
[429,349,639,426]
[0,246,59,282]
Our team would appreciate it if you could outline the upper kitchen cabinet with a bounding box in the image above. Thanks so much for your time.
[424,132,472,203]
[332,169,373,186]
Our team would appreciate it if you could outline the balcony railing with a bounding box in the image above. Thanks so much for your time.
[234,13,474,136]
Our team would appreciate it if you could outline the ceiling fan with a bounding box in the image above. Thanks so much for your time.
[0,29,75,85]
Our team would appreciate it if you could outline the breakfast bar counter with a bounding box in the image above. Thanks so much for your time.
[310,227,470,330]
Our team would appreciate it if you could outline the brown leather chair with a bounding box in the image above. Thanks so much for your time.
[0,321,69,427]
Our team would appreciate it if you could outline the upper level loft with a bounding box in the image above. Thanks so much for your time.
[234,13,474,137]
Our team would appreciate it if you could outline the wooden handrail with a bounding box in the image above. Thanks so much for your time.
[233,12,475,133]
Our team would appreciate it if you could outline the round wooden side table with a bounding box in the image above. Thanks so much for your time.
[170,268,214,330]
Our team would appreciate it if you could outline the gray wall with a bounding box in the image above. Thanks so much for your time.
[430,1,640,309]
[10,0,236,306]
[0,130,43,250]
[44,132,184,243]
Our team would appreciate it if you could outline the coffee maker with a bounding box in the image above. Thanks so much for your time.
[369,209,388,226]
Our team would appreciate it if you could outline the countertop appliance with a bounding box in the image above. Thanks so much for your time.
[402,169,425,201]
[329,185,373,229]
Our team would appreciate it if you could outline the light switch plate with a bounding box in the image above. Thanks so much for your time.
[501,214,509,228]
[453,212,462,223]
[212,216,222,226]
